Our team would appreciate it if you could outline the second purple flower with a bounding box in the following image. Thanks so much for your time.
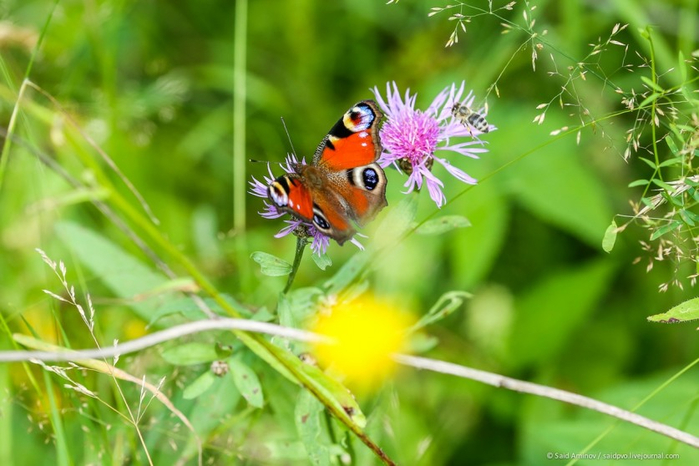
[372,81,493,207]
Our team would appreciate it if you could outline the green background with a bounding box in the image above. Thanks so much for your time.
[0,0,697,464]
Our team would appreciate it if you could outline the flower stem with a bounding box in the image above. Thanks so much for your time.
[284,236,309,294]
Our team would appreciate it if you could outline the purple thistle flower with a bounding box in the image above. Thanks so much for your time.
[372,81,492,208]
[248,154,364,256]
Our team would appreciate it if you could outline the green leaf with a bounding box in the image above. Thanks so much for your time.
[665,136,679,154]
[251,251,292,276]
[650,220,682,240]
[161,342,219,366]
[640,75,665,93]
[680,209,696,226]
[638,91,662,108]
[182,371,216,399]
[683,209,699,223]
[148,297,221,326]
[409,291,471,332]
[647,297,699,323]
[55,221,171,322]
[638,157,658,169]
[658,156,684,168]
[651,178,675,191]
[311,252,332,271]
[229,358,264,408]
[640,196,654,208]
[284,287,324,328]
[602,220,618,253]
[275,347,366,429]
[628,179,649,188]
[295,390,332,466]
[415,215,471,235]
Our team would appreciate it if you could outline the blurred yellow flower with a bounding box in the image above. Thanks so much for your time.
[310,297,414,391]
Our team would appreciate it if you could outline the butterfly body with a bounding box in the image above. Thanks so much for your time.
[268,100,387,245]
[451,102,489,133]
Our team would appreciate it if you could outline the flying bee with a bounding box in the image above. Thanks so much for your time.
[451,102,490,133]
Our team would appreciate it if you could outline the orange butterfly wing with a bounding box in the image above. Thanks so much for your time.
[268,100,387,245]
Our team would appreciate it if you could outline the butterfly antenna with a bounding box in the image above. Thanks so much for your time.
[280,116,297,156]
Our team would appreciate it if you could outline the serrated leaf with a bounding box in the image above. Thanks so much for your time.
[162,342,219,366]
[416,215,471,235]
[229,358,264,408]
[251,251,292,276]
[183,371,216,399]
[602,220,618,253]
[647,297,699,323]
[311,253,332,271]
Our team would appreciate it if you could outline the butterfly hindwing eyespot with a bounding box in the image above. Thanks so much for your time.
[361,167,379,191]
[347,163,385,192]
[312,204,332,232]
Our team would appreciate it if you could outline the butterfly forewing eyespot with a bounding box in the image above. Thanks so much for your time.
[344,103,375,132]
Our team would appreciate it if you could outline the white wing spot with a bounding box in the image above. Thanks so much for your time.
[359,131,368,138]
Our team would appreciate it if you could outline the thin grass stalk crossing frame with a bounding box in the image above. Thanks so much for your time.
[3,320,697,449]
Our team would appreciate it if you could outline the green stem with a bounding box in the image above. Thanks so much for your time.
[0,0,60,192]
[233,0,251,292]
[284,236,308,294]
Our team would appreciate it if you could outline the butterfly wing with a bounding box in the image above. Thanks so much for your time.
[268,100,387,245]
[313,100,383,169]
[313,100,388,235]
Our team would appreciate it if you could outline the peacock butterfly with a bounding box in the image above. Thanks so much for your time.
[268,100,387,245]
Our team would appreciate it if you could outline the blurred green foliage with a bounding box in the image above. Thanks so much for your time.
[0,0,698,465]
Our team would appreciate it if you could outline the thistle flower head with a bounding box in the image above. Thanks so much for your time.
[372,81,493,207]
